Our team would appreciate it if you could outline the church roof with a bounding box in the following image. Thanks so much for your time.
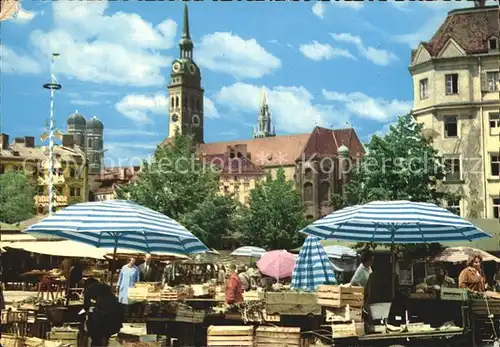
[412,5,499,60]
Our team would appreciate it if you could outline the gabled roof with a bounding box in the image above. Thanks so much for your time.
[415,6,499,60]
[203,153,264,176]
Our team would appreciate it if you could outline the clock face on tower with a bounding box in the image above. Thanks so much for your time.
[192,114,200,126]
[189,64,196,75]
[172,62,181,73]
[171,114,179,123]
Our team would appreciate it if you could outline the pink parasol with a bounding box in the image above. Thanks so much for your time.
[257,250,296,279]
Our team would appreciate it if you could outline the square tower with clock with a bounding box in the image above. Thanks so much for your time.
[167,4,204,143]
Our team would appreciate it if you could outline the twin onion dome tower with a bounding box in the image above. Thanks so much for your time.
[167,4,276,144]
[67,111,104,174]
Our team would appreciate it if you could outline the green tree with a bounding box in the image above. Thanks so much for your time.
[0,171,35,223]
[242,168,307,250]
[116,133,236,249]
[334,113,453,257]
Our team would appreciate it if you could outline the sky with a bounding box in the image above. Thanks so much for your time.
[1,0,488,167]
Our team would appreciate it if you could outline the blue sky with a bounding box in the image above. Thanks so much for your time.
[1,0,482,166]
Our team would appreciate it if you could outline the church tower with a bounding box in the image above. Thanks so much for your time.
[167,4,204,143]
[253,87,276,138]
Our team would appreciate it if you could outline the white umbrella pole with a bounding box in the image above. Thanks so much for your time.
[109,238,118,287]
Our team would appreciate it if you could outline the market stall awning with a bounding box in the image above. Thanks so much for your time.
[5,240,109,259]
[432,246,500,263]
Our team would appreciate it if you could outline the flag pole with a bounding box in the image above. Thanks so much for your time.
[43,53,62,215]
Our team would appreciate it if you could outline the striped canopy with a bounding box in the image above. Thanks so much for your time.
[324,245,358,259]
[291,236,337,291]
[301,200,491,243]
[24,200,209,256]
[230,246,266,258]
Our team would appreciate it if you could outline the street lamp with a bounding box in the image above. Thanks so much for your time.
[43,53,62,215]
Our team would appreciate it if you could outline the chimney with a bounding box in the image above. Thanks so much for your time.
[24,136,35,148]
[62,134,75,148]
[14,137,24,144]
[0,134,9,150]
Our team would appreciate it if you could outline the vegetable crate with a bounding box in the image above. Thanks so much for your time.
[325,305,363,323]
[255,326,300,347]
[207,325,254,347]
[316,285,364,308]
[440,288,468,301]
[330,320,365,339]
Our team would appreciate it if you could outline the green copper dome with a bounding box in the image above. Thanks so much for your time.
[67,112,86,126]
[87,116,104,130]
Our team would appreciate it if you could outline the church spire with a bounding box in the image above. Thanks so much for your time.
[253,87,276,138]
[179,4,193,59]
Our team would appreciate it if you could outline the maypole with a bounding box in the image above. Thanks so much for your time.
[43,53,62,215]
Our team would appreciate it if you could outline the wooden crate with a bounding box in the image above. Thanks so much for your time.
[207,325,254,347]
[244,308,280,323]
[47,329,79,347]
[243,291,264,301]
[471,299,500,315]
[409,292,437,300]
[175,307,206,323]
[128,287,149,301]
[1,311,29,323]
[1,334,63,347]
[331,321,365,339]
[316,285,364,308]
[440,288,468,301]
[325,305,362,323]
[265,292,321,315]
[255,326,300,347]
[160,291,179,301]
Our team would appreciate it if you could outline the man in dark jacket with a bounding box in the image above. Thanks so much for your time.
[138,253,158,282]
[83,278,124,346]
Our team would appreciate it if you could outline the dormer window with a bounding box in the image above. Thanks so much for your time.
[488,37,498,51]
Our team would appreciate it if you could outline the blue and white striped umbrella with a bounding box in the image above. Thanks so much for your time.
[230,246,266,258]
[324,245,358,259]
[24,200,209,256]
[301,201,491,243]
[291,236,337,291]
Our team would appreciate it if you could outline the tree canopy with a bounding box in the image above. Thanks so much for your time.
[332,113,451,257]
[241,168,307,250]
[116,134,237,249]
[0,171,35,224]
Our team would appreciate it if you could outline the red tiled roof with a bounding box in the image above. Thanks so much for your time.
[203,153,264,176]
[417,6,499,58]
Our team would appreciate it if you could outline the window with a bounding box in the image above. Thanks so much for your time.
[196,99,201,111]
[487,71,499,91]
[304,168,313,180]
[244,196,250,205]
[319,182,330,202]
[36,186,44,195]
[489,37,498,50]
[70,168,76,178]
[175,96,179,108]
[70,187,81,197]
[493,197,500,219]
[444,156,461,181]
[490,113,500,128]
[491,154,500,177]
[444,116,458,137]
[445,74,458,95]
[419,78,429,99]
[170,97,174,108]
[0,164,4,174]
[447,198,461,216]
[183,96,187,108]
[304,182,313,201]
[88,138,93,148]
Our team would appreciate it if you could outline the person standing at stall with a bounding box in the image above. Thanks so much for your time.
[225,264,243,304]
[459,253,487,292]
[138,253,158,282]
[117,257,139,304]
[351,250,374,288]
[83,278,124,347]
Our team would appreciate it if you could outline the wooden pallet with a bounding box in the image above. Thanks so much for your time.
[325,305,362,323]
[317,285,364,308]
[471,299,500,315]
[207,326,254,347]
[440,288,468,301]
[255,326,300,347]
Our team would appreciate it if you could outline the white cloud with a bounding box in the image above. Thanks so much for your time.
[70,99,101,106]
[204,97,220,119]
[337,1,364,10]
[0,45,43,74]
[322,89,412,122]
[115,93,219,123]
[331,33,397,66]
[29,1,175,86]
[104,142,155,167]
[197,32,281,79]
[312,2,326,19]
[299,41,355,61]
[14,7,37,23]
[215,82,349,133]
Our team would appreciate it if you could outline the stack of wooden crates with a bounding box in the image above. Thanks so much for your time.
[207,326,254,347]
[255,327,300,347]
[317,285,365,339]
